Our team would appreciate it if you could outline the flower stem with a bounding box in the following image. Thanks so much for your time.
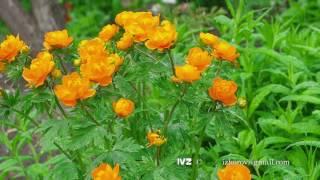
[46,80,68,118]
[79,101,100,126]
[134,46,158,61]
[167,50,176,76]
[163,83,188,136]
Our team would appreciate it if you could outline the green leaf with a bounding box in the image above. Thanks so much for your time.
[280,95,320,105]
[112,138,142,153]
[238,129,256,150]
[286,141,320,150]
[248,87,272,119]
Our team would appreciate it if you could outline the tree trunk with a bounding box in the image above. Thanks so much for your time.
[0,0,66,55]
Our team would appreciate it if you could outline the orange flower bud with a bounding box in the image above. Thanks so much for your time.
[208,77,238,106]
[147,131,167,147]
[218,164,251,180]
[99,24,119,42]
[22,51,55,88]
[78,38,108,63]
[80,56,115,87]
[213,41,239,62]
[92,163,121,180]
[54,72,96,107]
[43,29,73,50]
[186,47,213,71]
[174,64,201,83]
[199,32,219,46]
[112,98,135,118]
[116,32,134,50]
[0,35,29,62]
[145,20,177,51]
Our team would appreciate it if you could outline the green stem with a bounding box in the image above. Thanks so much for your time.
[134,46,159,61]
[79,101,100,126]
[156,147,161,166]
[163,84,188,135]
[46,80,68,118]
[167,50,176,76]
[192,126,205,179]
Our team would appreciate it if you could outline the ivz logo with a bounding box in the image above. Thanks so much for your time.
[177,158,201,166]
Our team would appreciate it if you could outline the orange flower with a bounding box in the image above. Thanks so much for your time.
[213,41,239,62]
[218,164,251,180]
[147,131,167,147]
[99,24,119,42]
[116,32,134,50]
[112,98,135,118]
[22,51,55,87]
[0,35,29,62]
[107,53,123,72]
[43,29,73,50]
[54,72,96,107]
[145,20,177,51]
[78,38,108,63]
[80,57,115,86]
[186,47,213,71]
[0,62,5,73]
[208,77,238,106]
[116,11,160,42]
[173,64,201,83]
[92,163,121,180]
[200,32,219,46]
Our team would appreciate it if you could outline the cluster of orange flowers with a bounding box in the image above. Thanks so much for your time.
[0,9,244,179]
[114,11,177,51]
[171,32,239,106]
[0,35,29,72]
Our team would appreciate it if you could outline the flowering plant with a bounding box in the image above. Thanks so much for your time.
[0,10,248,180]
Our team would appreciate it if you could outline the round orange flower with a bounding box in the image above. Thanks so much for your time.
[54,72,96,107]
[145,20,177,51]
[78,38,108,63]
[112,98,135,118]
[99,24,119,42]
[80,57,115,87]
[186,47,213,71]
[147,131,167,147]
[0,35,29,62]
[213,41,239,62]
[218,164,251,180]
[200,32,219,46]
[116,32,134,50]
[208,77,238,106]
[116,11,160,42]
[22,51,55,88]
[43,29,73,50]
[173,64,201,83]
[92,163,121,180]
